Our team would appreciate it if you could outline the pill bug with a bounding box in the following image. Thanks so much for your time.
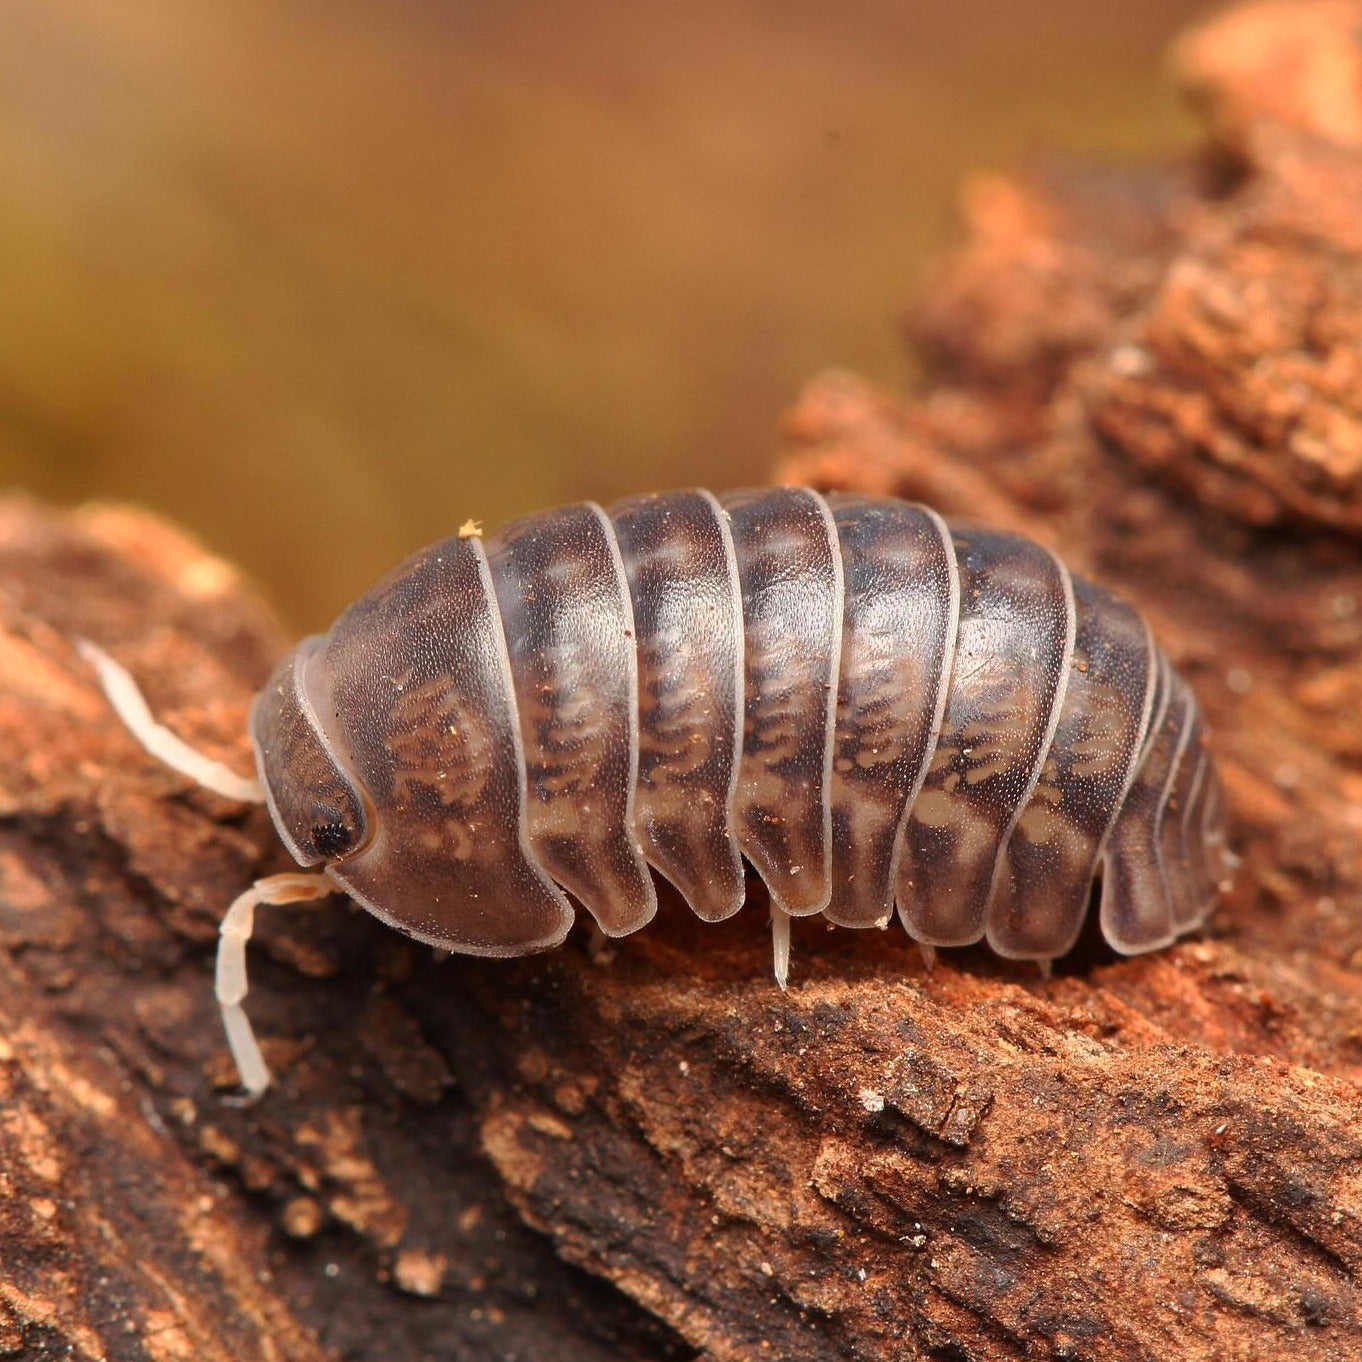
[81,487,1229,1097]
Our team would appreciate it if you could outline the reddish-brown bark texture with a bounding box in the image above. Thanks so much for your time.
[4,3,1362,1358]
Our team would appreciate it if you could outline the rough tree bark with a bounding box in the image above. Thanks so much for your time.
[3,2,1362,1358]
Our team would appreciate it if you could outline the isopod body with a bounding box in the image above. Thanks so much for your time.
[260,487,1224,956]
[84,487,1229,1095]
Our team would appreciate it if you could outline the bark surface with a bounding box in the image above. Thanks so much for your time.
[4,3,1362,1358]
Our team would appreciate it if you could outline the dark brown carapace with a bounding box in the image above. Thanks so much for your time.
[84,488,1230,1096]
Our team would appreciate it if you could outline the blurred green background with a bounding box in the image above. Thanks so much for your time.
[0,0,1209,630]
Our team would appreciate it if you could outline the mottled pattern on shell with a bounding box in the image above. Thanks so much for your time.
[251,488,1227,964]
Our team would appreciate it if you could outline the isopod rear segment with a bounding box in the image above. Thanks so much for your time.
[82,488,1230,1096]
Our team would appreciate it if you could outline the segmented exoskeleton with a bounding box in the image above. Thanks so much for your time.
[82,488,1229,1096]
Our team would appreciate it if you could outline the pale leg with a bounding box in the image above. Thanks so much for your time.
[771,904,792,992]
[217,872,335,1098]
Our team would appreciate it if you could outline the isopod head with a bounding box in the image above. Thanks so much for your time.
[250,536,577,959]
[250,640,370,867]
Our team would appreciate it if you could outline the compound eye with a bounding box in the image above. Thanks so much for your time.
[308,801,363,860]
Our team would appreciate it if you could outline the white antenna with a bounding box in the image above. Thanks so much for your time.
[76,638,266,804]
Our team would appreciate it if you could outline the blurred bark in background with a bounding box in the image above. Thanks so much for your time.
[0,0,1201,630]
[3,2,1362,1359]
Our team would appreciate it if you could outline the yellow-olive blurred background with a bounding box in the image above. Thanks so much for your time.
[0,0,1209,631]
